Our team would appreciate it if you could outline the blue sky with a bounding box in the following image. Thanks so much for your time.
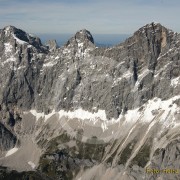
[0,0,180,34]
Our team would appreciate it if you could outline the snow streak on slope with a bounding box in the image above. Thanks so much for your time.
[29,110,56,122]
[28,161,36,169]
[5,147,19,157]
[12,34,27,45]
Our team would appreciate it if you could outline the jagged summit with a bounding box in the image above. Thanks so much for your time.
[114,22,179,72]
[1,25,43,50]
[3,25,16,32]
[62,29,95,58]
[64,29,94,48]
[142,22,162,28]
[74,29,94,44]
[45,39,58,51]
[134,22,175,38]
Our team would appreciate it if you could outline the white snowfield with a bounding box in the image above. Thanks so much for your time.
[12,34,27,45]
[58,109,107,121]
[30,95,180,131]
[5,147,19,157]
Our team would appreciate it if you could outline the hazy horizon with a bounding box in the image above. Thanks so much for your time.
[37,33,130,47]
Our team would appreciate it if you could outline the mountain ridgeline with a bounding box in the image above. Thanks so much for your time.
[0,23,179,180]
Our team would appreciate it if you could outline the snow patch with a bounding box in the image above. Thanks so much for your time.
[58,108,107,121]
[13,34,27,45]
[125,108,140,123]
[101,122,108,132]
[30,110,45,121]
[63,48,71,54]
[4,43,13,54]
[43,61,57,67]
[4,26,11,36]
[112,71,132,86]
[17,65,26,70]
[141,95,180,124]
[171,77,179,87]
[55,56,59,60]
[1,56,16,66]
[30,109,56,122]
[134,69,151,89]
[44,110,56,122]
[5,147,19,157]
[28,161,36,169]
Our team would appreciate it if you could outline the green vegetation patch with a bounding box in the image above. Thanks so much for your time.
[0,168,48,180]
[131,144,151,167]
[76,136,107,161]
[118,141,137,165]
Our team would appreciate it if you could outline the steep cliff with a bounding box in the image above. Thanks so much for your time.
[0,22,179,180]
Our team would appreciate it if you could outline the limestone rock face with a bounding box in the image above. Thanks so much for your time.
[0,23,179,179]
[0,123,17,154]
[45,39,58,51]
[146,140,180,180]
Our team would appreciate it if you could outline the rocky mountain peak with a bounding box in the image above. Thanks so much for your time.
[118,22,178,71]
[63,29,95,59]
[136,22,165,34]
[3,25,16,35]
[134,22,174,48]
[64,29,95,49]
[1,25,44,51]
[74,29,94,44]
[45,39,58,51]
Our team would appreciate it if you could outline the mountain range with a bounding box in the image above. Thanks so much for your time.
[0,22,180,180]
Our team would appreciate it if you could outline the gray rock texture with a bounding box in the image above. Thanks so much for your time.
[1,23,179,118]
[0,22,179,179]
[45,39,58,51]
[0,123,17,154]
